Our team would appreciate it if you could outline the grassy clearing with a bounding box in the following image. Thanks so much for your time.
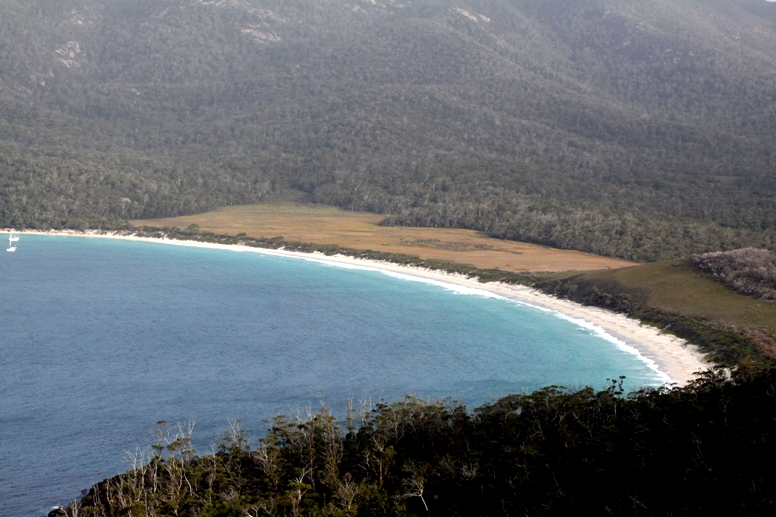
[534,261,776,363]
[133,203,636,273]
[580,261,776,334]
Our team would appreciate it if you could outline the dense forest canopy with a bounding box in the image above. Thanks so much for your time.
[1,0,776,260]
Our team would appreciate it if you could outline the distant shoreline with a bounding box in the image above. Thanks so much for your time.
[12,229,710,386]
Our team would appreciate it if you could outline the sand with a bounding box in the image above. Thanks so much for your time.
[11,230,711,386]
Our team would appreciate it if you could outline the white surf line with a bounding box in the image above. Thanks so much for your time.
[323,260,674,385]
[219,246,696,385]
[299,254,707,386]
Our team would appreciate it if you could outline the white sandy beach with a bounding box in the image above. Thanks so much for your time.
[13,230,711,386]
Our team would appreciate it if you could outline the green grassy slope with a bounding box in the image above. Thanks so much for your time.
[586,260,776,333]
[536,260,776,363]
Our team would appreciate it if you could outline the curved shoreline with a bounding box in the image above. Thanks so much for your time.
[12,230,710,386]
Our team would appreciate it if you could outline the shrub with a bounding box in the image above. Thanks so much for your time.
[691,248,776,301]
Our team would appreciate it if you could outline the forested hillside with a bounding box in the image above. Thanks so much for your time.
[2,0,776,260]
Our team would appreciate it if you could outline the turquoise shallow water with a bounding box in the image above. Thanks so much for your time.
[0,235,664,515]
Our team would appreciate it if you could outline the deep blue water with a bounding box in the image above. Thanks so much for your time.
[0,235,664,515]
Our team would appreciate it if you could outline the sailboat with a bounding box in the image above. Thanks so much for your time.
[7,232,18,252]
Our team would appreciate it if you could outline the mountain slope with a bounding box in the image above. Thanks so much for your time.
[1,0,775,260]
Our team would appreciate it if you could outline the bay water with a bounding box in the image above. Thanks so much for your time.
[0,235,665,515]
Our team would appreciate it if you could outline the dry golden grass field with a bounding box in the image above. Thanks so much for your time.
[133,203,637,273]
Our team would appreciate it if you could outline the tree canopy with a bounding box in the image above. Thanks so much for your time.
[56,366,776,516]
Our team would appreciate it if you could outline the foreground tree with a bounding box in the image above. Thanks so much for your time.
[50,365,776,516]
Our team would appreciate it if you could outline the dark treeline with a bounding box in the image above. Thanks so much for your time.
[54,366,776,516]
[2,0,776,261]
[0,141,277,230]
